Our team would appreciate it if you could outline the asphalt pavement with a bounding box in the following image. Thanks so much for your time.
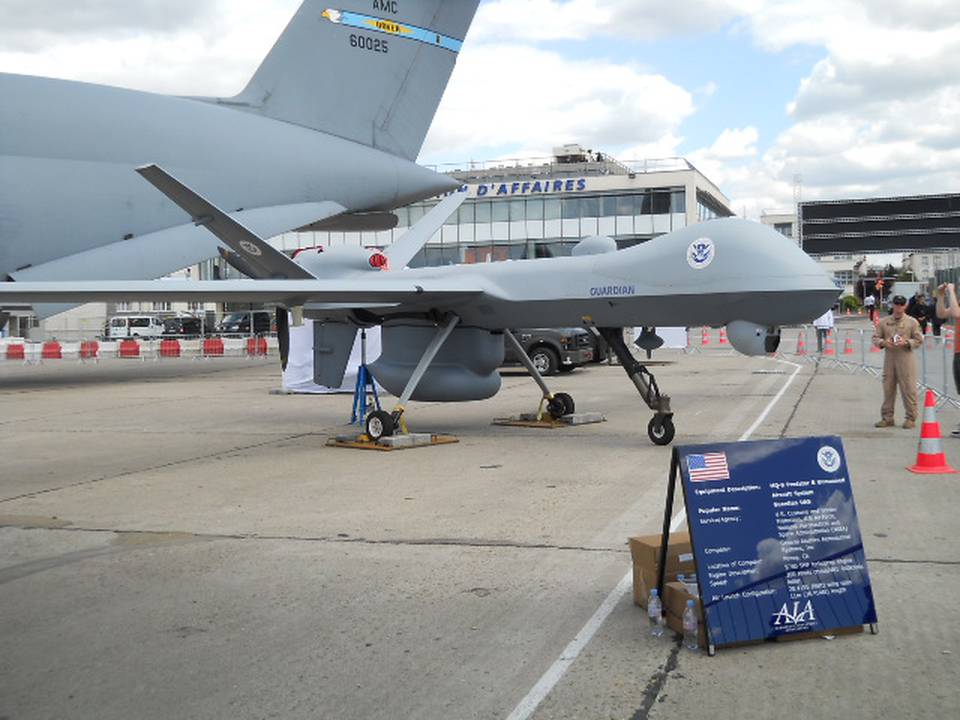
[0,351,957,719]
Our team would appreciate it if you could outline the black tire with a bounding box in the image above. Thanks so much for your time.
[647,416,675,446]
[529,346,559,376]
[365,410,395,440]
[555,392,575,415]
[547,396,566,419]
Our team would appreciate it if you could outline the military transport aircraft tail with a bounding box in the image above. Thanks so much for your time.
[215,0,479,161]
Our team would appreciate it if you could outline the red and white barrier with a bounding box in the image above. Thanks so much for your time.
[1,336,275,364]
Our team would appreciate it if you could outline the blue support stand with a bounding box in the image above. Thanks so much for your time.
[350,329,381,425]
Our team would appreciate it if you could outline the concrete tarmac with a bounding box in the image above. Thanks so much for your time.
[0,353,958,719]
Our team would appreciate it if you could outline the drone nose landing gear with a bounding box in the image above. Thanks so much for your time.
[595,327,675,445]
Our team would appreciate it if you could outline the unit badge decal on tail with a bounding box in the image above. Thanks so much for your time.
[687,237,715,270]
[239,240,263,257]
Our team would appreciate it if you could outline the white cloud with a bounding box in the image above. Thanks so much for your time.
[0,0,298,95]
[0,0,217,50]
[691,0,960,218]
[472,0,759,42]
[420,42,694,164]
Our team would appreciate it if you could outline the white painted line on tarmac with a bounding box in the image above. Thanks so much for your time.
[505,357,803,720]
[738,360,802,442]
[504,572,632,720]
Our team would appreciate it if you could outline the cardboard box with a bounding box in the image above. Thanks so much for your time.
[665,609,710,649]
[664,581,702,619]
[629,532,693,573]
[663,581,708,648]
[629,532,695,608]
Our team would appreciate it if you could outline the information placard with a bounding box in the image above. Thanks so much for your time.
[665,437,878,650]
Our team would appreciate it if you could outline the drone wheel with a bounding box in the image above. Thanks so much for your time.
[555,392,575,416]
[647,416,675,446]
[366,410,395,441]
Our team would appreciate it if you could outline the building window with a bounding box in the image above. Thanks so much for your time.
[153,302,172,312]
[774,223,793,237]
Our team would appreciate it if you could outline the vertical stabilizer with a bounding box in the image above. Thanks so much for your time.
[223,0,479,161]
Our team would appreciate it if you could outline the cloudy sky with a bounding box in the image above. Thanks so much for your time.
[2,0,959,219]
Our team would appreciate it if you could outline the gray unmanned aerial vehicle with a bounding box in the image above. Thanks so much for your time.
[0,1,837,444]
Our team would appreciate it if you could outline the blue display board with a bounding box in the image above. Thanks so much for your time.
[671,437,878,649]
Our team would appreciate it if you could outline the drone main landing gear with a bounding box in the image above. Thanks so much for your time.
[364,314,461,441]
[596,327,675,445]
[503,329,575,420]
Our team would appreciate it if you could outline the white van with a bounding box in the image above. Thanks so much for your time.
[108,315,165,339]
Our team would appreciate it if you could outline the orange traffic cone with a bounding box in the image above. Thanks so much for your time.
[907,390,957,474]
[701,327,710,347]
[843,336,855,355]
[823,331,836,356]
[719,327,728,345]
[870,336,882,353]
[796,332,807,355]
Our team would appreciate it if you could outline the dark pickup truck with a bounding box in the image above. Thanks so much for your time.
[503,327,597,375]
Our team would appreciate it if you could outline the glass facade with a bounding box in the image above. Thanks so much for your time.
[269,186,689,270]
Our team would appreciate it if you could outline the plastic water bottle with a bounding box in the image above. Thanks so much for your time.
[647,589,665,637]
[682,599,699,651]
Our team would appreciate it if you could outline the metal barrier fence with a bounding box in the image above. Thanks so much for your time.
[786,326,960,409]
[686,325,960,409]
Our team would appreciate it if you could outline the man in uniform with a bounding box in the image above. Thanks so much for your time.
[872,295,923,428]
[935,282,960,436]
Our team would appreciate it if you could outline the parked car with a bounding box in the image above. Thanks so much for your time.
[503,327,596,375]
[107,315,165,339]
[163,316,211,336]
[216,311,274,335]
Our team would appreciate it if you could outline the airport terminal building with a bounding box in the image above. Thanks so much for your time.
[267,145,733,266]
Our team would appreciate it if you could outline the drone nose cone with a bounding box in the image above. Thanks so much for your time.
[394,161,461,206]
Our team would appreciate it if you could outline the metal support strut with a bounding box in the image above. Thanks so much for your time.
[596,327,675,445]
[351,329,381,425]
[503,329,574,420]
[364,315,461,440]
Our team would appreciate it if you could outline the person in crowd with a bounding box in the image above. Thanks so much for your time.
[864,293,877,323]
[907,292,929,333]
[927,294,942,336]
[872,295,923,428]
[936,283,960,437]
[812,306,834,353]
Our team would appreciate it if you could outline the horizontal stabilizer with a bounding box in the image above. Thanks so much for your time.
[136,164,336,280]
[296,212,399,233]
[385,191,467,269]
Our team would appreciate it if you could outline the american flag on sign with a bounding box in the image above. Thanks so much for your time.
[687,452,730,481]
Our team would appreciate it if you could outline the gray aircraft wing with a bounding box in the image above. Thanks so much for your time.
[0,279,484,308]
[136,164,322,280]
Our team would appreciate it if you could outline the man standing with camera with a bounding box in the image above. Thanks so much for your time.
[872,295,923,428]
[936,282,960,436]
